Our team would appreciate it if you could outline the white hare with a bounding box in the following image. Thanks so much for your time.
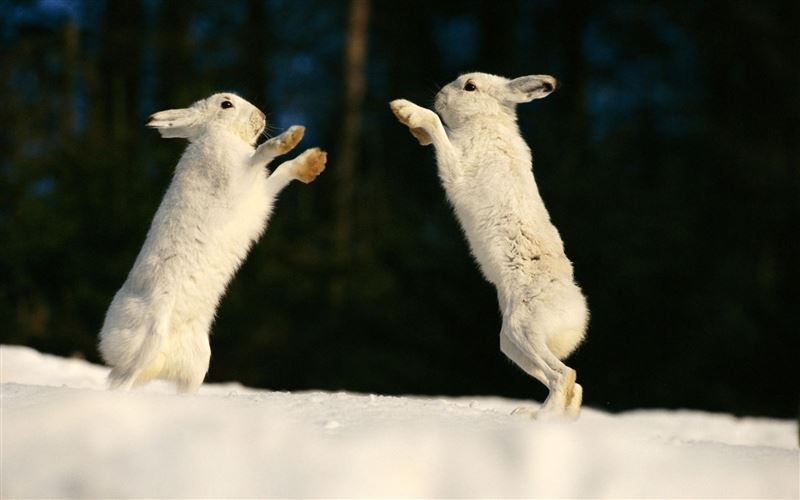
[99,93,326,392]
[390,73,588,418]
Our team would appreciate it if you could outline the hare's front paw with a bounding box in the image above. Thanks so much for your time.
[293,148,327,184]
[389,99,435,145]
[390,99,437,129]
[270,125,305,154]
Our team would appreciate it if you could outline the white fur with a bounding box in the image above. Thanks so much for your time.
[391,73,588,419]
[99,93,326,392]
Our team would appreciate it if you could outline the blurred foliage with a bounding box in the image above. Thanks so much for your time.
[1,0,797,417]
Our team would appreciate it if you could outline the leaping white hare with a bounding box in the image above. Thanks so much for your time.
[99,93,326,392]
[391,73,588,418]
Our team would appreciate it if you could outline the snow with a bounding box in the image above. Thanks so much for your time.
[2,345,797,498]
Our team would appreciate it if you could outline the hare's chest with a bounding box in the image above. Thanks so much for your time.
[446,153,518,221]
[444,156,533,284]
[223,169,271,237]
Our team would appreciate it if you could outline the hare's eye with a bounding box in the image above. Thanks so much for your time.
[464,81,477,92]
[221,101,234,109]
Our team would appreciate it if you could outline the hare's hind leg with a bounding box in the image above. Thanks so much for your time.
[501,333,576,419]
[502,309,578,419]
[500,334,547,416]
[106,302,172,391]
[536,351,578,418]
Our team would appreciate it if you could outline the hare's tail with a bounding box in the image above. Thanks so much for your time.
[108,295,174,390]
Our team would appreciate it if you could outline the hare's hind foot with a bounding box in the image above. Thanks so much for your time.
[511,403,580,421]
[537,367,579,420]
[272,125,305,154]
[108,367,136,391]
[554,368,582,419]
[293,148,327,183]
[562,368,577,407]
[510,404,567,421]
[511,371,582,421]
[566,383,583,419]
[511,405,538,417]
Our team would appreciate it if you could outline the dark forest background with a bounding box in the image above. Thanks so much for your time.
[1,0,797,418]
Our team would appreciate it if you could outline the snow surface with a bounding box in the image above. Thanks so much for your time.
[2,344,797,498]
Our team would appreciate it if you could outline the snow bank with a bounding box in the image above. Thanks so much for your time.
[2,345,797,498]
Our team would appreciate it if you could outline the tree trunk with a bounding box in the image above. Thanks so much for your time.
[332,0,370,303]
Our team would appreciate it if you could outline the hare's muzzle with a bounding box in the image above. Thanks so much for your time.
[251,110,267,140]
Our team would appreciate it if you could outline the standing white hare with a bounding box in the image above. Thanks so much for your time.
[99,93,326,392]
[390,73,588,418]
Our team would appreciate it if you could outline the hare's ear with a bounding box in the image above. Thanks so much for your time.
[506,75,559,103]
[146,108,202,139]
